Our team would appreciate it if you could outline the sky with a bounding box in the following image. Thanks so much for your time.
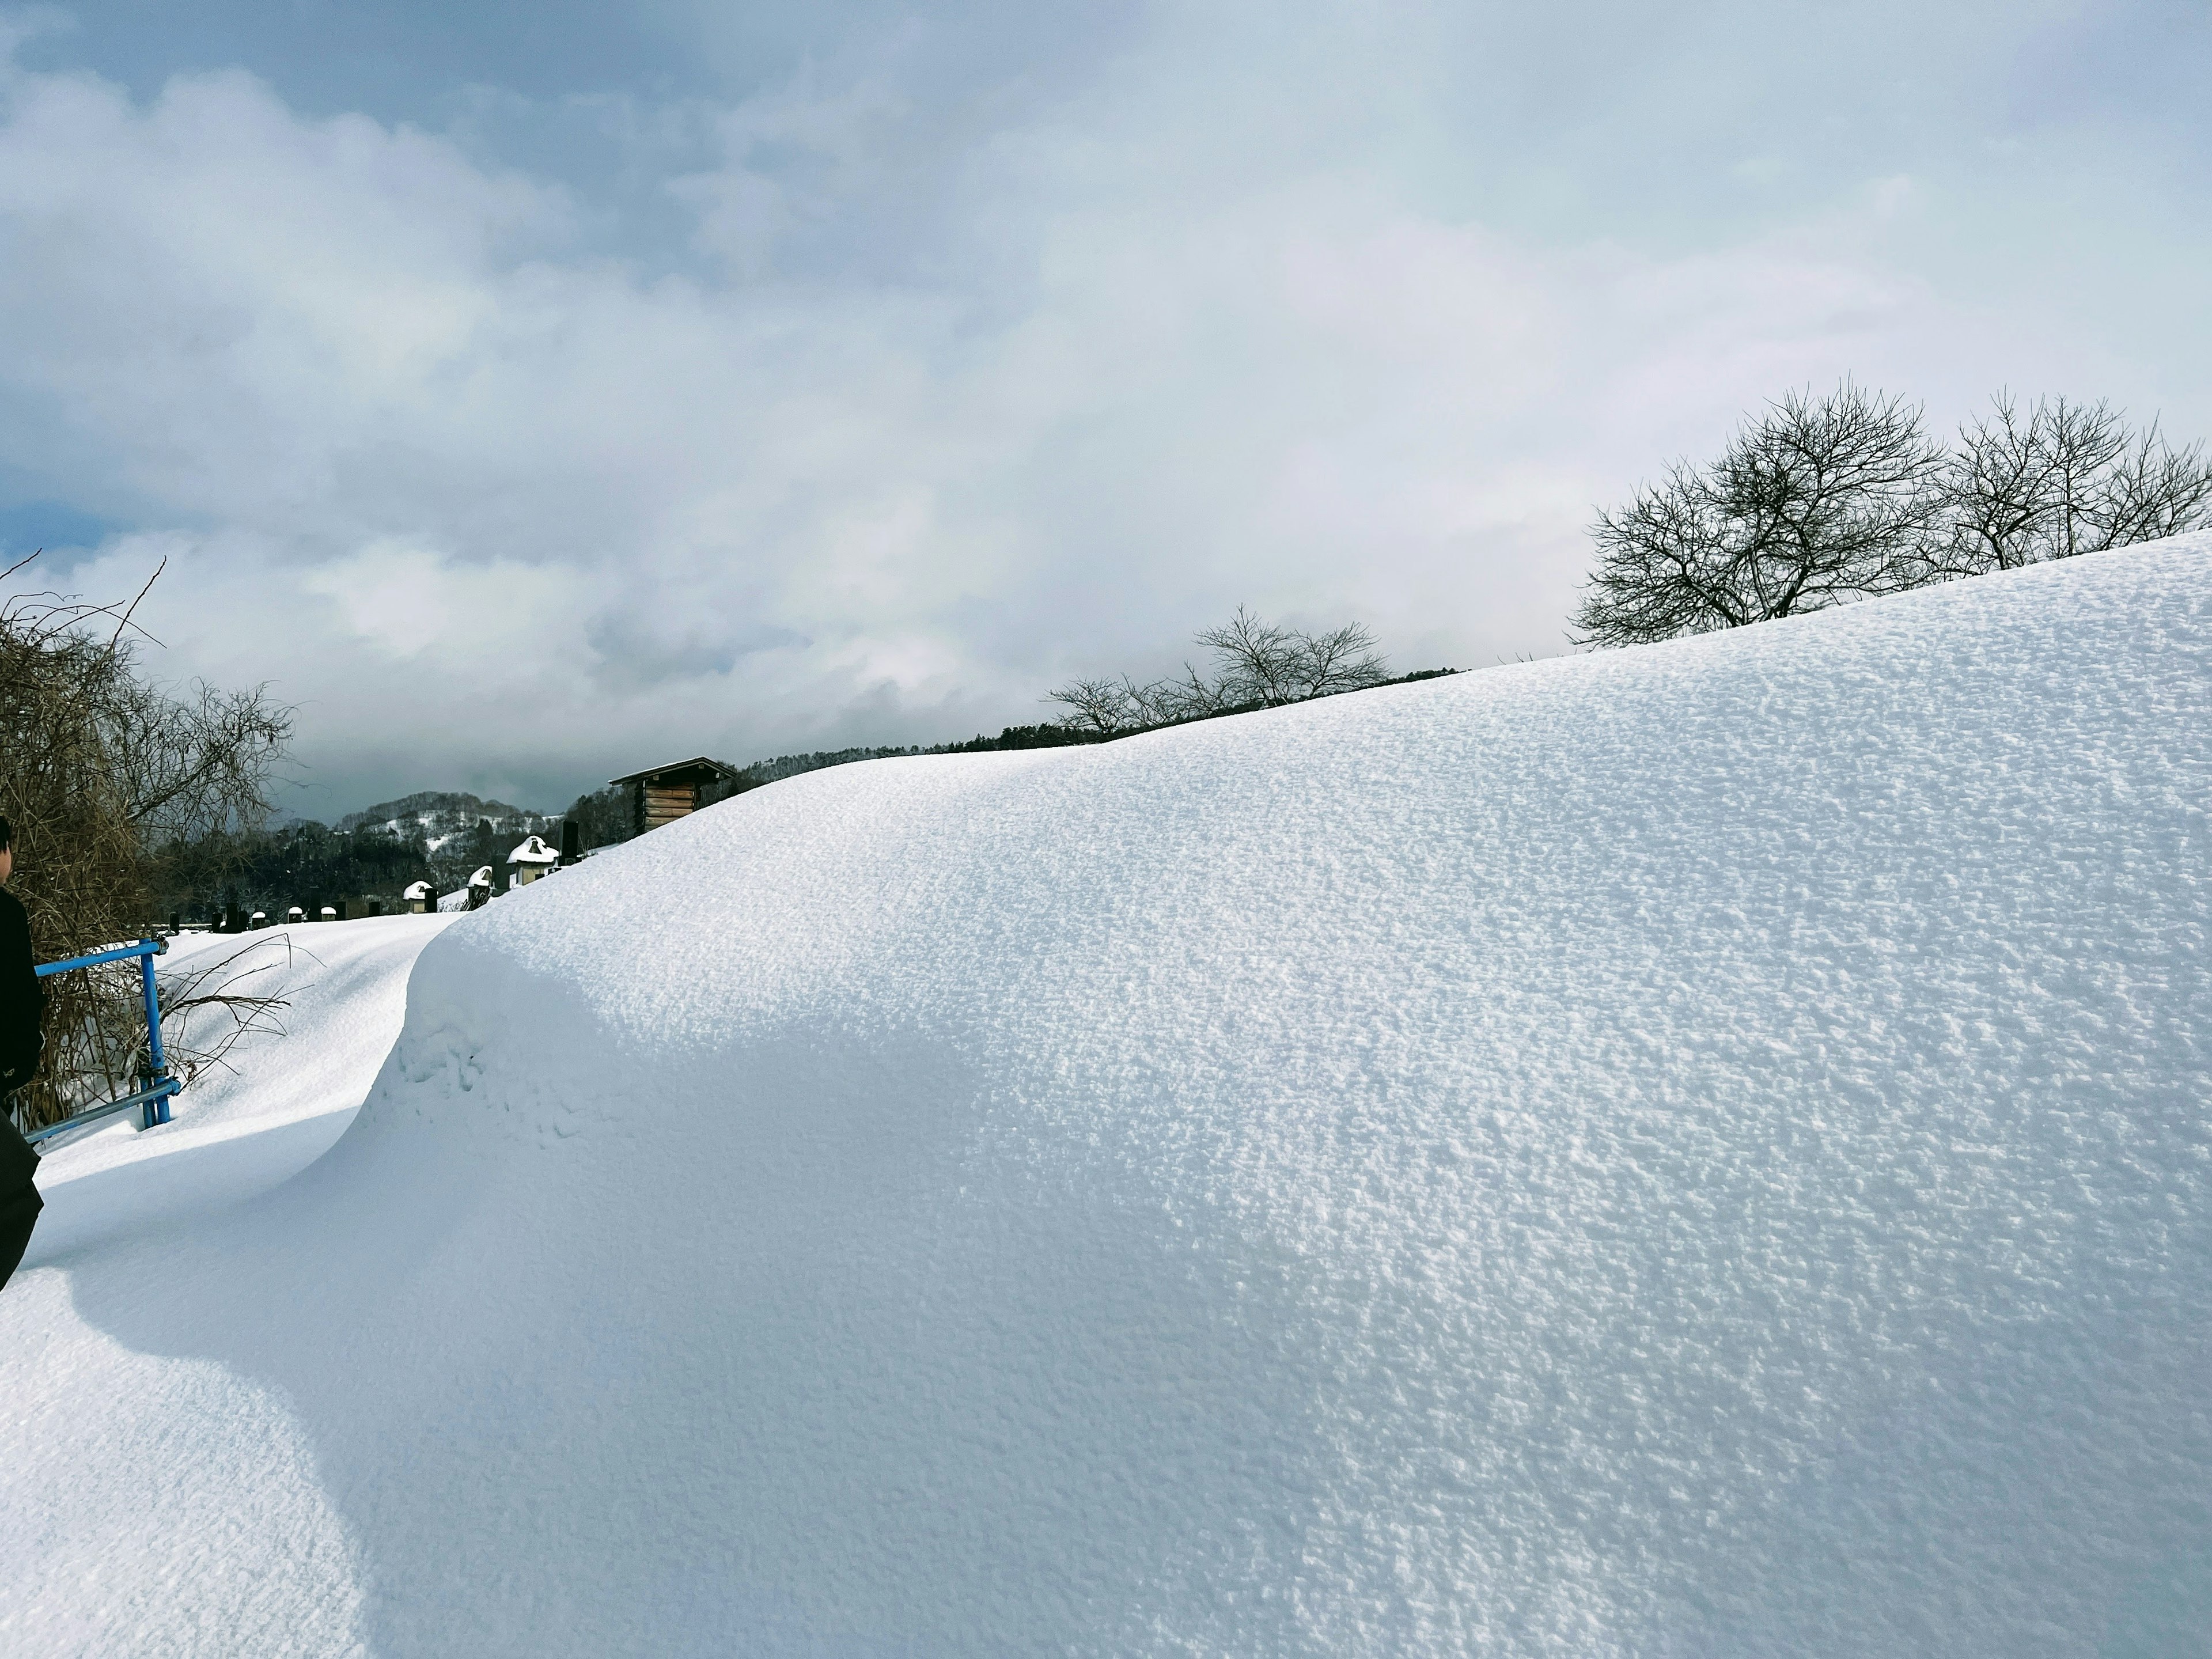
[1,0,2207,819]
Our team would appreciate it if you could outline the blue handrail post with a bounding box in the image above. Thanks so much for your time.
[23,935,183,1145]
[138,938,172,1128]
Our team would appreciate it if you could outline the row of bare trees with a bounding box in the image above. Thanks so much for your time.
[1573,385,2212,647]
[2,557,294,1131]
[1048,608,1393,735]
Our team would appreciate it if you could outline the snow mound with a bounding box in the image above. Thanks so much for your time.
[25,916,457,1252]
[4,915,456,1659]
[9,538,2212,1656]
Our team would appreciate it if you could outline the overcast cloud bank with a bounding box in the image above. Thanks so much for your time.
[1,1,2206,816]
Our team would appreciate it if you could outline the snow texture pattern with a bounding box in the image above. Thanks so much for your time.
[4,537,2210,1656]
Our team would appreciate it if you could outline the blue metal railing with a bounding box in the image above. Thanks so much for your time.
[23,937,181,1146]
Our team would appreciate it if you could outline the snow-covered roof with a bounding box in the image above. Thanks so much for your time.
[607,754,740,788]
[507,834,556,866]
[403,880,433,899]
[467,865,494,886]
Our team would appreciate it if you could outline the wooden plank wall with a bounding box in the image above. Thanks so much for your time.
[642,783,699,832]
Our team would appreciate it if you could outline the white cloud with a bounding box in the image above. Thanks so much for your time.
[1,5,2205,816]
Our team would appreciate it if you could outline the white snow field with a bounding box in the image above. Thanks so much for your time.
[5,538,2211,1657]
[4,916,457,1657]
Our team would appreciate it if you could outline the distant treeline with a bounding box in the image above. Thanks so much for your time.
[153,816,521,923]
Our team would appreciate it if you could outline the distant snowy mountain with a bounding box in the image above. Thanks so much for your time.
[334,790,557,851]
[7,533,2210,1656]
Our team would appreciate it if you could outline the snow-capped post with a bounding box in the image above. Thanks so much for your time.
[404,880,434,915]
[508,835,558,887]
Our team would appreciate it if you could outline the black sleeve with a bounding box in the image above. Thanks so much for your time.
[0,895,43,1092]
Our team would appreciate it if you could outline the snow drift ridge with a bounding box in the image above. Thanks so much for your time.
[18,536,2212,1656]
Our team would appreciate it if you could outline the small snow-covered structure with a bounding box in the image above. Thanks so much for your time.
[608,755,742,836]
[465,865,494,911]
[506,835,558,887]
[403,880,434,915]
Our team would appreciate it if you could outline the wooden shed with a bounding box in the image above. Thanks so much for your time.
[609,756,743,837]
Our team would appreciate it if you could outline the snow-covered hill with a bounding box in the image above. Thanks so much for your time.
[5,537,2210,1657]
[334,790,556,851]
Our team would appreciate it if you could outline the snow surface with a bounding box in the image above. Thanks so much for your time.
[5,916,457,1658]
[5,539,2211,1656]
[23,918,459,1245]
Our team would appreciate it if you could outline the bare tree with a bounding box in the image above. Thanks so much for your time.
[2,556,292,1131]
[1578,384,2212,649]
[1929,393,2212,577]
[1134,665,1225,724]
[1044,677,1140,734]
[1573,382,1946,647]
[1196,608,1305,706]
[1294,620,1391,697]
[1575,385,1955,650]
[1046,608,1392,733]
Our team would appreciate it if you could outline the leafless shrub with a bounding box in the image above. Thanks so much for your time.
[1047,609,1392,734]
[2,555,291,1131]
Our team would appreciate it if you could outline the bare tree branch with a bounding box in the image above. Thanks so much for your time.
[1916,393,2211,579]
[1046,609,1393,733]
[1575,380,1947,648]
[2,562,294,1131]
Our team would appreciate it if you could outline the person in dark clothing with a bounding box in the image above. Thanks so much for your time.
[0,813,46,1291]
